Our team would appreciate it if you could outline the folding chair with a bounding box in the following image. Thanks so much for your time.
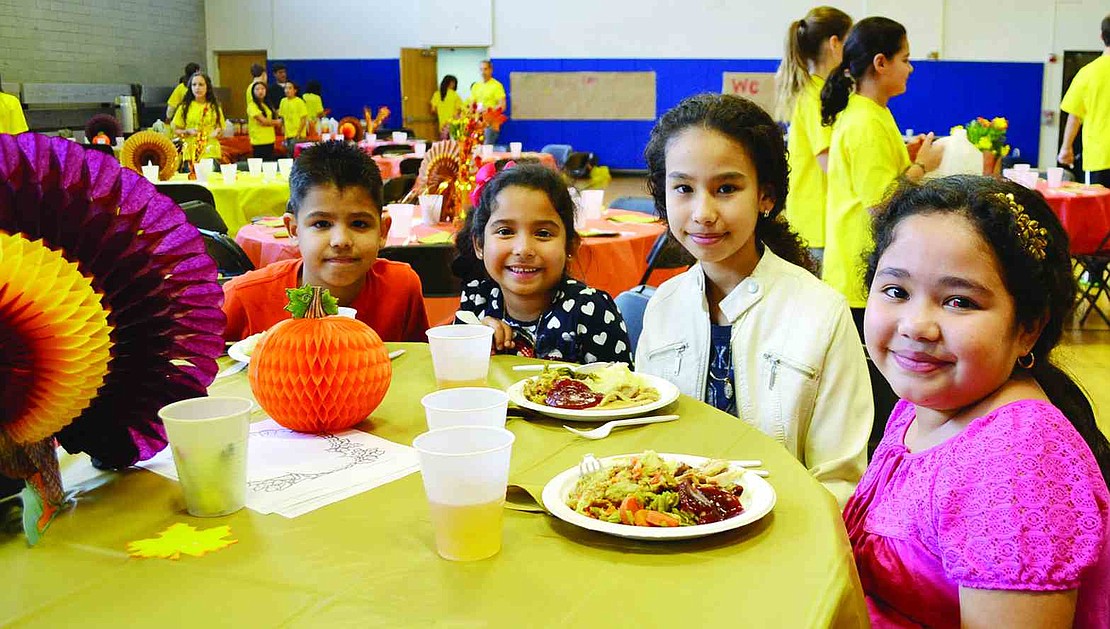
[399,157,423,176]
[608,196,656,215]
[378,244,462,298]
[179,200,229,234]
[155,182,217,208]
[540,144,573,169]
[383,175,416,204]
[1075,230,1110,326]
[614,285,655,355]
[637,231,695,286]
[198,228,255,283]
[373,144,415,156]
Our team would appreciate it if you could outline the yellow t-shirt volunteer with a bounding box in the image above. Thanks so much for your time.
[1061,54,1110,172]
[167,83,188,111]
[279,97,308,139]
[303,93,324,121]
[470,78,506,110]
[0,92,29,134]
[785,75,832,248]
[171,100,225,162]
[824,93,910,307]
[430,88,464,129]
[247,101,276,146]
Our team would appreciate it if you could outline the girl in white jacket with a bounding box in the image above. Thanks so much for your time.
[636,93,873,507]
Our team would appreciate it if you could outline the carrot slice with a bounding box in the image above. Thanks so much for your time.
[618,495,642,525]
[633,509,651,527]
[643,510,680,527]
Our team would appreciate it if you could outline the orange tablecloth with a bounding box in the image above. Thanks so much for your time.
[1040,183,1110,255]
[234,209,671,297]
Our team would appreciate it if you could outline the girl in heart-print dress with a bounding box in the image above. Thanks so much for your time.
[453,163,633,365]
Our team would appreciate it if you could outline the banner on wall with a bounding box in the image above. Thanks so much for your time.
[722,72,776,117]
[511,72,656,121]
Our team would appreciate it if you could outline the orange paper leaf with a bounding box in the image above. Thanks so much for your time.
[127,523,237,560]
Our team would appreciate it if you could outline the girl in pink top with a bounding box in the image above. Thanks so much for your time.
[845,175,1110,628]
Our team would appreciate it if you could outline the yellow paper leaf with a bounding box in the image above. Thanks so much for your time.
[606,213,658,224]
[127,523,238,560]
[418,231,454,244]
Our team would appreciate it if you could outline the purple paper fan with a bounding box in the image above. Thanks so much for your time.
[0,133,226,468]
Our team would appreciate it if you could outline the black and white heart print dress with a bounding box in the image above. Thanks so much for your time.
[455,278,634,366]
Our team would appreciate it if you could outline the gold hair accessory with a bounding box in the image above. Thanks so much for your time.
[992,192,1048,261]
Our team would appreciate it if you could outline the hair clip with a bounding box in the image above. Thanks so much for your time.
[992,192,1048,261]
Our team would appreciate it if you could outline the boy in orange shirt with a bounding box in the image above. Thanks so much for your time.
[222,141,429,341]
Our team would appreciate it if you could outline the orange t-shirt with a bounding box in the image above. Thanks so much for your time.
[222,258,430,342]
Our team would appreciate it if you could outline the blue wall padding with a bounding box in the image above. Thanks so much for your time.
[272,57,1043,170]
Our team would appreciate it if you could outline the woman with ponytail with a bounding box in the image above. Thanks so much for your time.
[820,17,943,326]
[847,175,1110,628]
[776,6,852,265]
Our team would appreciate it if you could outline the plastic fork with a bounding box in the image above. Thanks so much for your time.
[563,414,679,440]
[578,453,603,476]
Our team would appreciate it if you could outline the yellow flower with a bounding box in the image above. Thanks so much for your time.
[1001,145,1011,157]
[977,137,993,150]
[992,117,1008,130]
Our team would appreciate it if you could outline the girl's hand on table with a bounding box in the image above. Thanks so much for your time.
[482,316,515,351]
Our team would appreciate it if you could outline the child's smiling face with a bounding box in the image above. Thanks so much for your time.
[475,185,569,320]
[864,212,1040,413]
[284,184,389,305]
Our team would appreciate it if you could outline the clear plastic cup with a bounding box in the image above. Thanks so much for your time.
[158,396,252,517]
[392,131,408,143]
[413,426,515,561]
[1046,167,1064,188]
[278,158,294,178]
[261,161,278,181]
[386,203,415,240]
[418,194,443,224]
[414,141,427,157]
[220,163,237,184]
[141,164,159,183]
[580,189,604,220]
[509,142,522,157]
[426,324,494,389]
[247,158,263,176]
[421,387,509,431]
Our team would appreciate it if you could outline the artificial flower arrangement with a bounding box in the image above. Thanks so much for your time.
[965,116,1011,157]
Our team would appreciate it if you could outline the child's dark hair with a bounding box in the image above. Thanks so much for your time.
[453,163,577,281]
[1102,13,1110,46]
[178,73,223,126]
[287,141,384,217]
[439,75,458,100]
[179,62,200,84]
[284,80,298,96]
[250,81,271,118]
[820,17,906,126]
[866,175,1110,487]
[305,80,322,96]
[250,63,265,79]
[774,6,853,121]
[644,93,816,274]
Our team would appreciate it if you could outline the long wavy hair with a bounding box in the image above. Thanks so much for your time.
[178,72,223,126]
[644,92,817,274]
[774,6,852,122]
[820,16,905,126]
[867,175,1110,487]
[439,75,458,100]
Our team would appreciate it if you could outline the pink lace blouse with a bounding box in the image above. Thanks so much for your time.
[844,399,1110,628]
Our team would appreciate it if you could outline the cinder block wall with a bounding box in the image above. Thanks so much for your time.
[0,0,206,86]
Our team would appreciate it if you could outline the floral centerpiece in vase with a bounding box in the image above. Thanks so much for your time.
[965,116,1010,175]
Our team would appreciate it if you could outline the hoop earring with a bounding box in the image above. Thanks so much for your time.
[1017,352,1035,369]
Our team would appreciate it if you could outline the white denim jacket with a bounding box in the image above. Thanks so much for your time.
[635,249,872,507]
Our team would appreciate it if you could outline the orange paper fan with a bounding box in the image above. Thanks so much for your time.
[0,232,112,444]
[120,131,179,180]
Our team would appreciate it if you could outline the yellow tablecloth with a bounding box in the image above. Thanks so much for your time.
[1,344,867,627]
[164,173,290,237]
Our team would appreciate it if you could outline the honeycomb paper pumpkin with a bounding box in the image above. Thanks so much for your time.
[249,285,392,432]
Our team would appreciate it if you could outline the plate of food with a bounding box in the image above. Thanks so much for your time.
[506,363,679,421]
[227,332,265,364]
[541,451,775,541]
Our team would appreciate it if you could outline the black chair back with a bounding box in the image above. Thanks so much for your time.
[155,182,217,208]
[198,228,255,281]
[399,157,423,176]
[373,144,414,156]
[378,244,462,297]
[638,232,695,285]
[383,175,416,204]
[179,200,229,234]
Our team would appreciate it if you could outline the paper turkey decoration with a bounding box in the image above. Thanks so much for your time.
[120,130,179,181]
[410,140,463,222]
[337,116,364,142]
[0,133,226,541]
[84,113,122,145]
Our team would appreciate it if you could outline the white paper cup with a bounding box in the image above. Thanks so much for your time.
[261,161,278,181]
[426,324,494,389]
[509,142,522,158]
[413,425,515,561]
[195,159,214,183]
[1014,163,1031,172]
[278,158,294,177]
[1020,171,1039,189]
[141,164,159,183]
[220,163,237,184]
[321,133,332,142]
[392,131,408,143]
[419,194,444,224]
[386,203,415,239]
[114,136,124,148]
[336,307,357,318]
[480,144,494,158]
[414,141,427,157]
[247,158,263,176]
[158,396,252,517]
[1046,167,1064,188]
[421,388,509,431]
[580,189,604,221]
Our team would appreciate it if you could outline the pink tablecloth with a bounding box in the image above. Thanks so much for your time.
[234,209,669,297]
[293,138,419,158]
[374,151,557,180]
[1041,183,1110,256]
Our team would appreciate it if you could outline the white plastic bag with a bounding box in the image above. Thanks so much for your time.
[926,128,983,179]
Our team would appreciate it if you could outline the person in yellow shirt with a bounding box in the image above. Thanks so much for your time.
[1058,14,1110,187]
[166,62,200,121]
[430,75,464,139]
[820,17,941,321]
[278,81,308,156]
[0,91,28,134]
[470,60,507,145]
[776,6,853,266]
[171,72,226,165]
[303,81,327,136]
[247,81,281,159]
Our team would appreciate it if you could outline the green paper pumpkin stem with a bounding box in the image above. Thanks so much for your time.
[284,285,339,319]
